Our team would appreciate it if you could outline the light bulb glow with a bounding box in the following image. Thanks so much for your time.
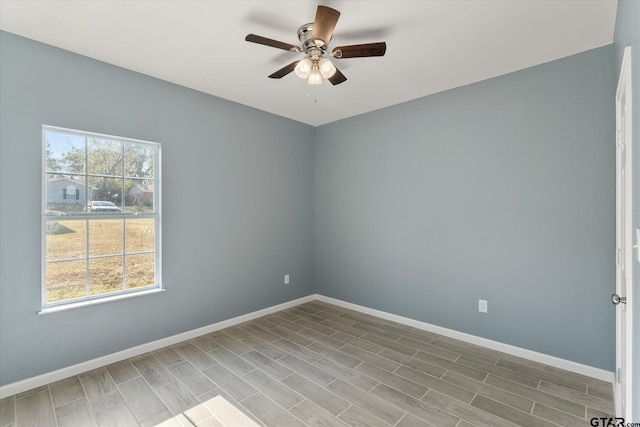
[308,68,322,85]
[318,58,336,79]
[294,58,312,79]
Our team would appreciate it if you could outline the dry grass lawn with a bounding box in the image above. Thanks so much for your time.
[46,219,155,303]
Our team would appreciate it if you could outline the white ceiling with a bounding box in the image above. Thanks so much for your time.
[0,1,617,127]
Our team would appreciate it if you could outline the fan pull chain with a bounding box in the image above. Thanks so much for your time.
[305,86,318,104]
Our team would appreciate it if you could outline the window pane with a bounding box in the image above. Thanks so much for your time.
[89,256,124,296]
[87,138,122,176]
[89,176,123,210]
[45,131,85,174]
[46,260,87,303]
[89,220,123,256]
[125,142,154,178]
[126,253,155,289]
[124,179,154,213]
[125,218,155,253]
[46,220,86,260]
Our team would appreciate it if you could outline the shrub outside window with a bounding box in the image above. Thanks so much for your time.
[42,126,161,309]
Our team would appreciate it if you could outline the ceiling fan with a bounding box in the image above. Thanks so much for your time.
[245,5,386,86]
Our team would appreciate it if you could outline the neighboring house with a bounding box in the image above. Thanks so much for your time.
[128,183,153,206]
[46,177,89,205]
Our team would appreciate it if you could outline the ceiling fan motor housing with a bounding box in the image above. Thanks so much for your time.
[297,23,325,58]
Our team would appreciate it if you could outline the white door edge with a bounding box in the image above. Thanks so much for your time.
[614,45,633,420]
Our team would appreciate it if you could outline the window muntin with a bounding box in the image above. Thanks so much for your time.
[43,126,161,307]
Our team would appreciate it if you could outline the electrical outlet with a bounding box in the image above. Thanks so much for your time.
[478,299,488,313]
[284,274,290,285]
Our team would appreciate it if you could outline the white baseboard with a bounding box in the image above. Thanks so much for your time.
[0,295,314,399]
[1,292,614,399]
[315,294,615,384]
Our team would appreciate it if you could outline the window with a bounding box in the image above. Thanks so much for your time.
[62,186,79,200]
[43,126,161,310]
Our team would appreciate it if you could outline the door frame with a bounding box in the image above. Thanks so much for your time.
[615,45,633,419]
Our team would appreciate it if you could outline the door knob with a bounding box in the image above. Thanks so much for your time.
[612,293,627,305]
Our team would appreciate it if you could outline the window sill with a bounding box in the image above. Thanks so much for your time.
[38,288,165,315]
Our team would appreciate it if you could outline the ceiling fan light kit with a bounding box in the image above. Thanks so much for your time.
[245,5,386,86]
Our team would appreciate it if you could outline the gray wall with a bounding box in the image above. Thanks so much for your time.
[0,31,316,386]
[315,45,616,370]
[614,0,640,418]
[0,29,621,387]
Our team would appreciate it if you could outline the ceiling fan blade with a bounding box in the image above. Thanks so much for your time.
[245,34,300,52]
[328,67,347,85]
[333,42,387,58]
[312,6,340,47]
[268,61,300,79]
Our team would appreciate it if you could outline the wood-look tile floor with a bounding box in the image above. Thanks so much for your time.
[0,301,615,427]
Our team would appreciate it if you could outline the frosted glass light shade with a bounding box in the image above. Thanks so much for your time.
[318,58,336,78]
[308,68,322,85]
[294,58,312,79]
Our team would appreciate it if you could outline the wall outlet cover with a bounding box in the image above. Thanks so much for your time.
[478,299,488,313]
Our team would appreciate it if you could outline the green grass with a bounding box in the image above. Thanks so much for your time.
[46,219,155,303]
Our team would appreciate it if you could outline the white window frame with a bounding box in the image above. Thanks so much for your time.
[41,125,162,314]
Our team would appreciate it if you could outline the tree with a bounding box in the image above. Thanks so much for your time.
[45,141,62,172]
[54,137,154,205]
